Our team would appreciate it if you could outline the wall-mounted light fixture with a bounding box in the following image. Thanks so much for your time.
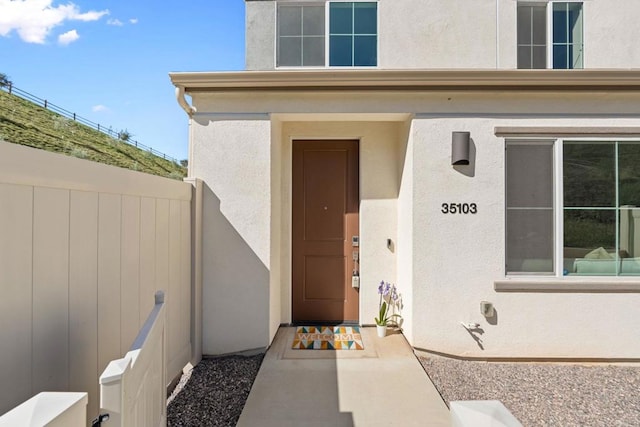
[451,131,470,165]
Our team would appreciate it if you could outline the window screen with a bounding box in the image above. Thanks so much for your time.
[516,1,584,70]
[506,143,554,274]
[517,4,547,69]
[277,5,325,67]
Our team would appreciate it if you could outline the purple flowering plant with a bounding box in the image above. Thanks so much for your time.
[375,281,401,326]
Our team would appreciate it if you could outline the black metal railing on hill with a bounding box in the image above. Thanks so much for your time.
[1,83,180,164]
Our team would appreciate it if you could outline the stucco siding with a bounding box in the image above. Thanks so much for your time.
[186,87,640,358]
[245,1,275,70]
[496,0,516,69]
[189,115,403,354]
[270,119,283,340]
[245,0,640,70]
[379,0,497,69]
[584,0,640,68]
[410,117,509,357]
[409,116,640,358]
[190,117,272,354]
[396,119,414,344]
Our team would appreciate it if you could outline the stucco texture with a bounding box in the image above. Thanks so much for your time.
[246,0,640,70]
[191,118,273,355]
[187,87,640,359]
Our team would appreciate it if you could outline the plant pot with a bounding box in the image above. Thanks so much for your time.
[376,324,387,338]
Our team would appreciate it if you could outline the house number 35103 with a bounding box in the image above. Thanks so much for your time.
[441,203,477,214]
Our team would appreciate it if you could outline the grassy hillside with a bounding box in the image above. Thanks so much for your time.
[0,90,186,179]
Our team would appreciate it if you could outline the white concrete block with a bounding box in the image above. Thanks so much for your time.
[450,400,522,427]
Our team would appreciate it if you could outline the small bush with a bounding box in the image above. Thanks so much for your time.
[71,147,88,159]
[167,171,186,180]
[118,129,132,142]
[0,73,11,88]
[53,116,71,130]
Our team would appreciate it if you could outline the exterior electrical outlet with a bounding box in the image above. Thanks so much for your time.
[481,301,495,318]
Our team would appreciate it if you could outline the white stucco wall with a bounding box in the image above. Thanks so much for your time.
[410,116,505,356]
[584,0,640,68]
[190,114,402,354]
[245,0,640,70]
[408,115,640,358]
[245,1,275,70]
[396,120,414,343]
[379,0,497,69]
[496,0,516,69]
[270,120,283,341]
[188,88,640,358]
[190,117,273,355]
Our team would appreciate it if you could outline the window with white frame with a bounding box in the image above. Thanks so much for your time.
[506,140,640,276]
[517,1,583,69]
[277,4,326,66]
[277,1,377,67]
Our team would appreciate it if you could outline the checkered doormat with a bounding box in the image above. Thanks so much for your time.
[292,326,364,350]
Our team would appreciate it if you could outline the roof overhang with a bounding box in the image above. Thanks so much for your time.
[169,69,640,93]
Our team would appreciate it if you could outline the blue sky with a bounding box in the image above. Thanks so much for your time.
[0,0,246,160]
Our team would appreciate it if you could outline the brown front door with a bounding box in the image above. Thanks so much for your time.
[292,140,359,323]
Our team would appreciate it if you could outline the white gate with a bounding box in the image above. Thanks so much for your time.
[99,291,167,426]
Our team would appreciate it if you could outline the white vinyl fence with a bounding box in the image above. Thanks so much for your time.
[0,141,193,423]
[100,291,167,427]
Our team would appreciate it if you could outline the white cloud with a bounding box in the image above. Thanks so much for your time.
[129,18,138,24]
[57,28,78,45]
[0,0,109,44]
[70,8,108,22]
[92,104,109,113]
[107,18,123,27]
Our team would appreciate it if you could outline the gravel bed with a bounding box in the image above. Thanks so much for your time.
[167,354,264,427]
[418,355,640,427]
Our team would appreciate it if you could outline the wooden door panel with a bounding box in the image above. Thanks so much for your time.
[303,150,346,241]
[292,140,359,323]
[304,256,345,300]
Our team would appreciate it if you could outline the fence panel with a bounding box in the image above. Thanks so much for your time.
[0,141,192,423]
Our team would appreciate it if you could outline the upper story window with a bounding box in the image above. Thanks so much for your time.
[277,4,326,66]
[277,2,378,68]
[506,140,640,277]
[329,2,377,66]
[517,2,583,69]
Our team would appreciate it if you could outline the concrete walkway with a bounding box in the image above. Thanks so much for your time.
[237,326,450,427]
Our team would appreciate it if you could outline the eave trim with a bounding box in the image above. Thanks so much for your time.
[169,69,640,93]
